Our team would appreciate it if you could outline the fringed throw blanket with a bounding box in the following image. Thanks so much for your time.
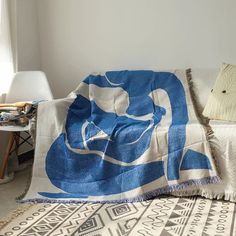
[23,70,219,203]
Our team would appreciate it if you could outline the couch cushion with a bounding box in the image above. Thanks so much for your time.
[203,63,236,121]
[191,68,219,112]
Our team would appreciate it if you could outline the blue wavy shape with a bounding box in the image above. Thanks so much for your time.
[40,133,165,198]
[181,149,212,170]
[40,70,212,199]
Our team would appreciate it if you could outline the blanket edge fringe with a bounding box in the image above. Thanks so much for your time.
[186,68,222,177]
[17,176,220,204]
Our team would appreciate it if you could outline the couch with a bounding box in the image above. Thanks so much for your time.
[1,68,236,236]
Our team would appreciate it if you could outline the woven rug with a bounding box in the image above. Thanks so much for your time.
[1,196,236,236]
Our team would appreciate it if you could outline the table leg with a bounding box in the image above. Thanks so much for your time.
[0,133,15,179]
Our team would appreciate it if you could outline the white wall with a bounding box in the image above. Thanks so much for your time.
[37,0,236,98]
[15,0,41,71]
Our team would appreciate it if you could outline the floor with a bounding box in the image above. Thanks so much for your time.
[0,166,31,219]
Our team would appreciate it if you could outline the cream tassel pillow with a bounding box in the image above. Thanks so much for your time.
[203,63,236,121]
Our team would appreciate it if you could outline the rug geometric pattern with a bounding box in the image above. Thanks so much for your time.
[1,196,236,236]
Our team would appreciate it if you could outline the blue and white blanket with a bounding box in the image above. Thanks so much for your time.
[23,70,219,203]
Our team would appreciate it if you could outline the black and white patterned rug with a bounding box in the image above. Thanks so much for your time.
[1,196,236,236]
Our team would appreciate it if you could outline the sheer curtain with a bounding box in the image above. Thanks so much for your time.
[0,0,14,97]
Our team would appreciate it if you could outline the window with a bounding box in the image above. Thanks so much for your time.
[0,0,13,96]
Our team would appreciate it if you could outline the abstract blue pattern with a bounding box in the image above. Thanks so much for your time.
[39,70,216,200]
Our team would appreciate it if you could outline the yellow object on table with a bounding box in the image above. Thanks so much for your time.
[0,101,32,108]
